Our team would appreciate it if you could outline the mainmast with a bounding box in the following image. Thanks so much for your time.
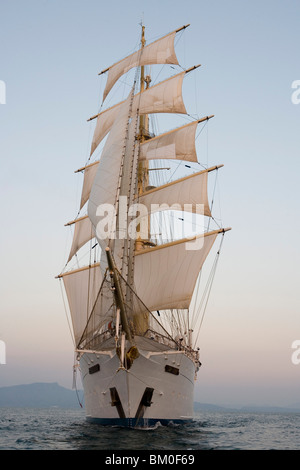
[139,25,146,142]
[138,25,151,192]
[136,25,151,250]
[133,25,152,332]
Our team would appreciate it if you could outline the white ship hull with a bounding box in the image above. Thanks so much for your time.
[79,337,197,427]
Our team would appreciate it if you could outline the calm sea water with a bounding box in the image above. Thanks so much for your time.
[0,407,299,451]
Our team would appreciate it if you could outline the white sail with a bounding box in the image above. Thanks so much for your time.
[139,121,198,162]
[88,92,133,248]
[138,169,211,217]
[66,215,94,262]
[111,113,140,275]
[134,230,220,312]
[78,161,99,210]
[134,71,186,115]
[76,120,201,209]
[59,264,102,345]
[90,103,120,156]
[90,71,187,156]
[101,31,178,101]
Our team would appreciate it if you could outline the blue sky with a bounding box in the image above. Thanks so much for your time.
[0,0,300,407]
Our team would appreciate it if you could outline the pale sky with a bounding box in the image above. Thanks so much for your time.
[0,0,300,407]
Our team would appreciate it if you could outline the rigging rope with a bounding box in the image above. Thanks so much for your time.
[193,232,225,348]
[59,279,75,348]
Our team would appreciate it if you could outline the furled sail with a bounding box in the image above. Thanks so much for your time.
[101,30,180,102]
[89,71,187,156]
[134,230,222,312]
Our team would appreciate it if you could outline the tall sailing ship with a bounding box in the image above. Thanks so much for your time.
[57,23,230,427]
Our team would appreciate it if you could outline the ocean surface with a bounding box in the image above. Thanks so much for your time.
[1,407,300,451]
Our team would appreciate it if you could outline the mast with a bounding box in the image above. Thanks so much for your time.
[138,25,150,192]
[139,25,146,141]
[105,247,133,343]
[133,24,150,331]
[136,24,150,250]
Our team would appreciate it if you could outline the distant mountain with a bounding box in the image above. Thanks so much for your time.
[0,382,83,409]
[1,383,300,412]
[240,405,300,413]
[194,402,231,412]
[194,401,300,413]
